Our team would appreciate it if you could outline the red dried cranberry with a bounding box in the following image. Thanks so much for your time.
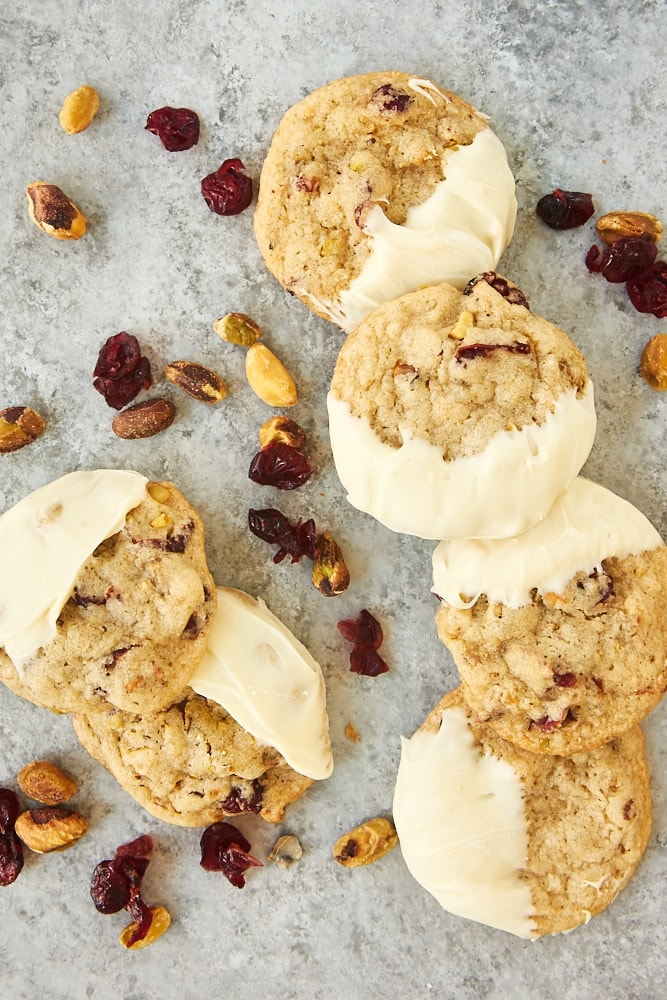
[349,647,390,677]
[464,272,530,309]
[200,821,262,888]
[201,159,253,216]
[536,189,594,229]
[248,442,313,490]
[90,858,132,913]
[531,716,561,733]
[93,332,152,410]
[585,235,657,282]
[221,784,263,815]
[90,834,156,943]
[455,341,531,363]
[0,788,20,834]
[145,107,200,151]
[248,508,317,564]
[337,609,383,650]
[369,84,412,114]
[627,260,667,317]
[0,831,24,886]
[553,672,577,688]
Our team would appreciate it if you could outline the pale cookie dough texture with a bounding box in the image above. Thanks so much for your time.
[393,687,651,938]
[0,472,216,715]
[254,72,517,332]
[328,277,596,539]
[73,691,313,826]
[433,478,667,755]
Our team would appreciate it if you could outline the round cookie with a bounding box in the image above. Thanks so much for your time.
[432,477,667,754]
[73,691,313,826]
[0,472,216,715]
[393,687,652,938]
[254,72,516,332]
[328,276,596,539]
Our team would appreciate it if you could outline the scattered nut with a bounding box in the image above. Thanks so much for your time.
[147,481,172,503]
[448,311,475,341]
[213,312,261,347]
[0,406,46,454]
[245,343,297,407]
[596,211,663,246]
[119,905,171,950]
[258,415,306,451]
[17,760,78,805]
[344,722,361,743]
[312,532,350,596]
[111,398,175,439]
[267,835,303,870]
[15,807,88,854]
[163,360,227,404]
[26,181,87,240]
[59,85,100,134]
[640,333,667,390]
[332,817,398,869]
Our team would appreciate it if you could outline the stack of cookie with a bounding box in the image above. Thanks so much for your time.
[253,72,666,935]
[0,470,333,826]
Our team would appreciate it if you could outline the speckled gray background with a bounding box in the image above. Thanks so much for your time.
[1,1,667,998]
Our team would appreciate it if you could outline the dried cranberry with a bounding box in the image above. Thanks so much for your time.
[536,189,594,229]
[201,159,253,216]
[337,609,383,649]
[221,784,263,815]
[553,672,577,688]
[200,821,262,888]
[464,272,530,309]
[90,835,156,943]
[145,107,200,151]
[90,859,132,913]
[349,647,390,677]
[585,235,657,282]
[369,84,412,114]
[248,442,313,490]
[0,788,20,834]
[627,260,667,317]
[93,332,152,410]
[455,341,531,363]
[0,831,24,886]
[531,716,561,733]
[248,508,317,564]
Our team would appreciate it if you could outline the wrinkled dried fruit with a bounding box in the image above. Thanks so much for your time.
[0,831,24,886]
[120,905,171,949]
[267,835,303,870]
[112,398,175,439]
[248,441,312,490]
[585,236,657,282]
[164,360,227,403]
[464,272,530,309]
[248,508,317,564]
[0,789,20,834]
[333,817,398,868]
[536,189,594,229]
[349,647,390,677]
[640,333,667,390]
[0,406,46,454]
[245,343,298,407]
[337,609,383,649]
[93,332,152,410]
[26,181,87,239]
[312,532,350,597]
[213,312,261,346]
[200,821,262,888]
[369,84,412,114]
[17,760,78,805]
[91,835,160,946]
[455,341,531,364]
[258,415,306,451]
[15,806,88,853]
[221,784,263,815]
[627,261,667,317]
[201,158,253,215]
[145,106,199,151]
[60,85,100,134]
[596,211,663,246]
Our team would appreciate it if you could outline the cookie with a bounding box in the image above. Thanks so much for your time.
[392,687,651,938]
[432,477,667,754]
[327,276,596,539]
[254,72,516,332]
[0,471,216,715]
[73,691,313,826]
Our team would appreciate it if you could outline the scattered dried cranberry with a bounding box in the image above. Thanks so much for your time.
[337,609,383,649]
[201,158,253,216]
[93,332,152,410]
[455,341,531,363]
[536,189,594,229]
[627,260,667,317]
[90,834,156,945]
[145,107,200,151]
[200,821,262,888]
[248,508,317,564]
[349,647,390,677]
[0,789,23,887]
[0,788,20,834]
[248,441,313,490]
[585,235,657,282]
[369,84,412,114]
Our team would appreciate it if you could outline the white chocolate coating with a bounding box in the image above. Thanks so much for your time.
[190,587,333,781]
[393,706,536,939]
[432,476,664,609]
[327,382,596,540]
[0,470,148,669]
[327,129,517,333]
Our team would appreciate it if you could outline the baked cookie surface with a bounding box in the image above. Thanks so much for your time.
[254,72,516,332]
[73,691,312,826]
[393,687,651,938]
[0,473,216,715]
[328,277,596,539]
[433,478,667,754]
